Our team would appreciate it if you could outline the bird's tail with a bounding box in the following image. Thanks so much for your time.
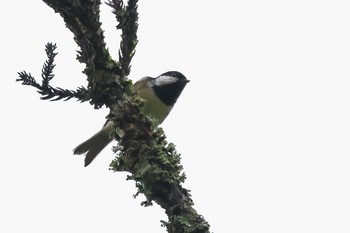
[73,121,114,167]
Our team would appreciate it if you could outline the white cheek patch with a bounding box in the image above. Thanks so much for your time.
[154,75,178,86]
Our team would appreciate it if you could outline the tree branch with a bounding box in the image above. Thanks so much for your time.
[16,43,89,102]
[107,0,138,76]
[42,0,125,109]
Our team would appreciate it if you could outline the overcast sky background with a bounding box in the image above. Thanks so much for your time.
[1,1,350,232]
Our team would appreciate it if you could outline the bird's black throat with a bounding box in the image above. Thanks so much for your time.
[153,81,188,106]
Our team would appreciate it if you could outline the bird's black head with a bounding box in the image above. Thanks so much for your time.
[153,71,190,106]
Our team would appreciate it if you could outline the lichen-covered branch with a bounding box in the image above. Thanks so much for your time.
[111,126,210,232]
[107,0,138,76]
[43,0,124,108]
[17,0,211,232]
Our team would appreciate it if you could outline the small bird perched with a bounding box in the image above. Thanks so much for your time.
[73,71,190,166]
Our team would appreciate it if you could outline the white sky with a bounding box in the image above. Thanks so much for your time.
[2,1,350,232]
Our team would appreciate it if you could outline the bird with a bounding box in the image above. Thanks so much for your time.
[73,71,190,166]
